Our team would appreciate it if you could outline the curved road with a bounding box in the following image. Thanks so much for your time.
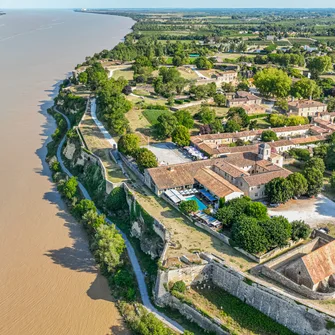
[54,109,184,334]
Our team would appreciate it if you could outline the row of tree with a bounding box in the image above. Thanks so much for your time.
[266,158,325,203]
[118,133,158,172]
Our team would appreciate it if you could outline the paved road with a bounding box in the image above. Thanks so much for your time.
[54,108,184,334]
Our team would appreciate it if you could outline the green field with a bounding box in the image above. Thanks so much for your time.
[142,109,172,125]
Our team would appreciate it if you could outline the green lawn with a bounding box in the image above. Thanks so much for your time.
[142,109,172,125]
[182,285,296,335]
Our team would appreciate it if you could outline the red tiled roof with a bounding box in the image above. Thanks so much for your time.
[194,168,242,198]
[301,240,335,285]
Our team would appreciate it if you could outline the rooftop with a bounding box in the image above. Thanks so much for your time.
[302,240,335,285]
[288,99,327,109]
[242,169,291,187]
[194,168,242,198]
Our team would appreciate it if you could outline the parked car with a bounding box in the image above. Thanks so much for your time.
[269,203,280,208]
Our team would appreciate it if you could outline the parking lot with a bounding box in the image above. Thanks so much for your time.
[143,142,192,165]
[268,195,335,227]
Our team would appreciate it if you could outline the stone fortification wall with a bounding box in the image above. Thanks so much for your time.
[212,263,335,335]
[155,261,335,335]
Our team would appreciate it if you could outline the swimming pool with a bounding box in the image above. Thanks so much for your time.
[185,195,207,211]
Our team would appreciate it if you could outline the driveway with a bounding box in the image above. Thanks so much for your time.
[268,195,335,227]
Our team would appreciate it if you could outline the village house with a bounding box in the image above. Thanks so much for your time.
[227,90,262,108]
[288,99,327,117]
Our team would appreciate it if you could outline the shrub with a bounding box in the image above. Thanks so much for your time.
[172,280,187,294]
[291,220,311,241]
[179,200,198,214]
[106,187,127,212]
[289,148,310,161]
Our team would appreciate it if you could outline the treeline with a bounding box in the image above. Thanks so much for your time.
[77,62,132,135]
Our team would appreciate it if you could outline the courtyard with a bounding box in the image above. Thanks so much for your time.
[268,195,335,227]
[142,142,192,165]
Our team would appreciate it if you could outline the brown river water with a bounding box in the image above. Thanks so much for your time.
[0,10,133,335]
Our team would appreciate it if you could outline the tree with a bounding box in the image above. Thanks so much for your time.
[304,167,323,197]
[289,148,311,161]
[135,148,158,172]
[195,56,213,70]
[254,68,292,98]
[172,125,190,147]
[122,85,132,95]
[93,224,125,271]
[210,119,224,133]
[286,115,309,126]
[265,177,293,204]
[330,171,335,190]
[260,216,292,248]
[106,187,127,212]
[78,71,88,84]
[291,78,321,99]
[82,210,106,231]
[222,82,235,92]
[199,106,216,125]
[224,119,240,133]
[214,93,226,107]
[325,143,335,170]
[172,281,186,293]
[179,200,199,214]
[287,173,308,198]
[328,97,335,112]
[307,56,333,79]
[268,114,287,127]
[216,196,252,226]
[58,177,78,200]
[291,220,311,241]
[118,133,140,156]
[174,110,194,129]
[231,216,269,254]
[73,199,96,219]
[275,99,289,112]
[227,107,250,128]
[155,114,178,138]
[304,157,325,174]
[245,202,268,220]
[261,130,278,142]
[313,144,328,159]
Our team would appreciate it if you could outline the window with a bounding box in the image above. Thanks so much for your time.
[255,193,259,197]
[257,186,260,189]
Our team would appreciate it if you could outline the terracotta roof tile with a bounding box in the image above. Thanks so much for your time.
[302,240,335,285]
[194,168,242,198]
[242,169,291,187]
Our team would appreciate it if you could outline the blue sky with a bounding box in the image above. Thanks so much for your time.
[2,1,335,8]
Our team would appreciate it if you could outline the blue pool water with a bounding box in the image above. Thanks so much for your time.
[185,196,207,211]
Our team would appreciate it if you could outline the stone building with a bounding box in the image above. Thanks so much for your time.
[284,240,335,292]
[288,99,327,117]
